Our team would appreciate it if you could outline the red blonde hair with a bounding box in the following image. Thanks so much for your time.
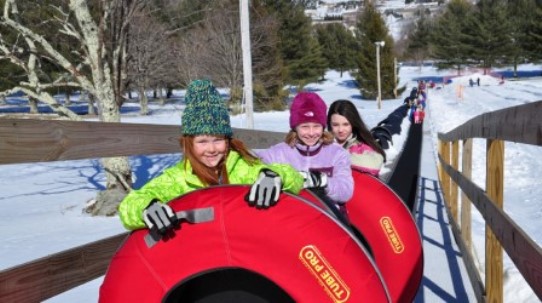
[179,135,259,186]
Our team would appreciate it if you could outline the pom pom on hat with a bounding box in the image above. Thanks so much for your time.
[289,92,327,129]
[182,79,232,137]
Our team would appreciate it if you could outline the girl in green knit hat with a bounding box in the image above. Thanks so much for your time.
[118,79,304,236]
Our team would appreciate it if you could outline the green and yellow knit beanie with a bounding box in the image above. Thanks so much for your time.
[182,79,232,137]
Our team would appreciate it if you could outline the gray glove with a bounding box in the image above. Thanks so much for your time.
[246,169,282,209]
[143,200,179,236]
[300,171,328,189]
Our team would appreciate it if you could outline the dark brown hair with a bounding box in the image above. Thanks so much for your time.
[327,100,386,161]
[180,136,259,186]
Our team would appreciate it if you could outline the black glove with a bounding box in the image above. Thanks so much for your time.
[300,171,328,189]
[371,126,393,150]
[246,169,282,209]
[143,200,179,236]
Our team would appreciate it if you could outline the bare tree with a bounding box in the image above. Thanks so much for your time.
[172,30,207,88]
[126,10,174,115]
[0,0,148,214]
[172,0,283,110]
[200,4,243,90]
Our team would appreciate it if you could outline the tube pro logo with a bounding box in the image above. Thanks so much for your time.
[380,216,405,253]
[299,245,350,302]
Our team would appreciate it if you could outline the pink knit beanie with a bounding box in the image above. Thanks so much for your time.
[289,92,327,129]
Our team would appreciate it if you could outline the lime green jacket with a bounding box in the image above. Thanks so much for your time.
[119,150,304,230]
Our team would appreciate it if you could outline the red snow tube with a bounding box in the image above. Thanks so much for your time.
[347,170,424,303]
[99,185,390,303]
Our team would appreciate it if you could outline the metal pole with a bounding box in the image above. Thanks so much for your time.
[240,0,254,128]
[376,43,382,110]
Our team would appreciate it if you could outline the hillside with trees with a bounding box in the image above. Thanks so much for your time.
[402,0,542,75]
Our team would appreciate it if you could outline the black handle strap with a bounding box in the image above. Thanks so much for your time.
[145,207,215,248]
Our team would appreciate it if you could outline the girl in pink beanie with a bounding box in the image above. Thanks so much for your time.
[258,92,354,215]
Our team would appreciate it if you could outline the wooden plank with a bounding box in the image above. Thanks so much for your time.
[0,119,286,164]
[0,119,180,163]
[486,139,504,303]
[438,100,542,145]
[450,140,459,221]
[438,140,444,187]
[442,194,486,302]
[461,139,473,251]
[438,155,542,301]
[0,233,128,302]
[232,127,285,150]
[442,141,451,209]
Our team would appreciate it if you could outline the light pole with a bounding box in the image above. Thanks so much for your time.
[375,41,385,110]
[240,0,254,128]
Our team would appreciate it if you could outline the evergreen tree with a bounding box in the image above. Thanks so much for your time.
[404,8,433,66]
[261,0,326,85]
[465,0,514,74]
[430,0,473,75]
[249,0,288,110]
[354,2,397,100]
[506,0,538,75]
[288,37,327,83]
[520,0,542,61]
[315,23,359,77]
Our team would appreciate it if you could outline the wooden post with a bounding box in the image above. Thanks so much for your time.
[441,141,451,206]
[437,140,445,194]
[450,140,459,221]
[486,139,504,303]
[461,138,473,251]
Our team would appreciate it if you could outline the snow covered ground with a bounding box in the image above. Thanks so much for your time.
[1,64,541,302]
[423,66,542,303]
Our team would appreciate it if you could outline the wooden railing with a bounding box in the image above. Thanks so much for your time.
[436,100,542,303]
[0,118,286,302]
[5,100,540,303]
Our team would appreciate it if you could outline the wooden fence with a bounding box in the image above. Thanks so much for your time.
[0,118,286,302]
[2,99,542,302]
[437,100,542,303]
